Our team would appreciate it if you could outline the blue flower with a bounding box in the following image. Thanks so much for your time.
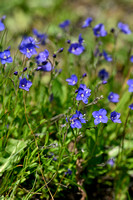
[70,110,86,129]
[93,23,107,37]
[66,74,78,86]
[129,103,133,110]
[14,71,18,76]
[92,109,108,125]
[127,79,133,92]
[110,111,121,123]
[36,50,49,65]
[68,34,85,55]
[130,56,133,63]
[59,20,70,29]
[0,49,13,64]
[36,61,52,72]
[19,78,32,91]
[108,92,119,103]
[98,69,109,81]
[107,158,114,166]
[65,169,72,175]
[118,22,131,34]
[82,17,93,28]
[0,15,6,31]
[103,50,112,62]
[19,36,39,58]
[76,84,91,104]
[32,29,47,45]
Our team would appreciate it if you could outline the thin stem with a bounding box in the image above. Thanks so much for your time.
[23,91,54,200]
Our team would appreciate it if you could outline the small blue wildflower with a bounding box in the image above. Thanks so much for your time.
[93,23,107,37]
[82,17,93,28]
[14,71,18,76]
[68,34,85,55]
[98,69,109,81]
[76,84,91,104]
[130,56,133,62]
[66,74,78,86]
[108,92,119,103]
[70,110,86,129]
[110,111,121,123]
[65,169,72,175]
[0,49,13,64]
[19,36,39,58]
[103,50,112,62]
[129,103,133,110]
[23,67,27,72]
[102,80,107,84]
[59,20,70,29]
[32,29,47,45]
[107,158,114,167]
[19,78,32,91]
[127,79,133,92]
[58,47,64,53]
[118,22,131,34]
[82,73,87,78]
[92,109,108,125]
[68,43,85,55]
[0,15,6,31]
[35,50,49,65]
[67,39,71,44]
[36,61,52,72]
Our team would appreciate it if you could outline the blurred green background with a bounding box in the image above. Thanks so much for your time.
[1,0,133,35]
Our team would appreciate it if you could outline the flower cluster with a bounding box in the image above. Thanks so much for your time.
[36,49,52,72]
[69,110,86,129]
[76,84,91,104]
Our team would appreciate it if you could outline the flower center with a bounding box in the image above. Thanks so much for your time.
[99,115,102,119]
[26,48,32,53]
[81,93,84,97]
[73,80,76,84]
[4,55,7,59]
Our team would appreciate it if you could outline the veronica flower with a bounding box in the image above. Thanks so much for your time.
[93,23,107,37]
[69,110,86,128]
[35,50,49,65]
[82,17,93,28]
[32,29,47,45]
[66,74,78,86]
[59,20,70,29]
[107,158,114,166]
[76,84,91,104]
[19,36,39,58]
[110,111,121,123]
[68,34,85,55]
[129,104,133,110]
[127,79,133,92]
[108,92,119,103]
[36,61,52,72]
[103,50,112,62]
[98,69,109,81]
[0,49,13,64]
[118,22,131,34]
[92,109,108,125]
[19,78,32,91]
[0,15,6,31]
[130,56,133,63]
